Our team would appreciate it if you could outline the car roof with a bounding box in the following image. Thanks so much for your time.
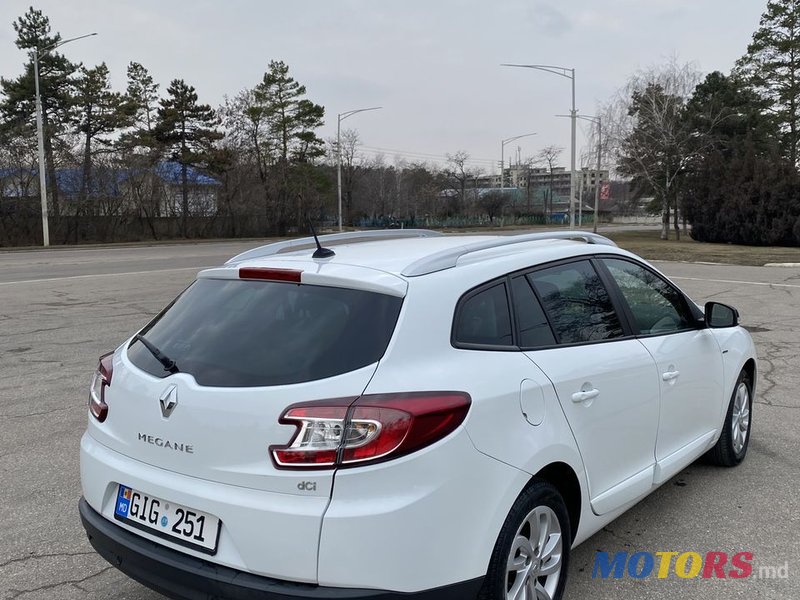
[203,231,638,297]
[226,231,623,277]
[262,235,501,274]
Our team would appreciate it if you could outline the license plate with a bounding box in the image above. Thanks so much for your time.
[114,485,221,554]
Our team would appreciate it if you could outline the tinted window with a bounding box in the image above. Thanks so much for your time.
[128,279,403,387]
[454,283,513,347]
[528,261,624,344]
[511,276,556,348]
[603,258,692,335]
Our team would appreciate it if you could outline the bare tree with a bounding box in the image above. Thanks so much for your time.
[536,145,564,220]
[120,154,164,239]
[398,162,441,223]
[445,150,478,216]
[220,89,273,219]
[331,128,363,226]
[601,58,724,240]
[479,189,506,223]
[516,155,536,216]
[0,123,38,196]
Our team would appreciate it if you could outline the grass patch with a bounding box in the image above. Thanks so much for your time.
[603,230,800,266]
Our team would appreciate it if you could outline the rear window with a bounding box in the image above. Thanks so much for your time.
[452,282,513,347]
[128,279,403,387]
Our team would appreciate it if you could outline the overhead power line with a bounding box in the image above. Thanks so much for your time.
[355,144,499,167]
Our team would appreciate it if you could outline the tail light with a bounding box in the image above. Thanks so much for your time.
[271,392,471,469]
[88,352,114,422]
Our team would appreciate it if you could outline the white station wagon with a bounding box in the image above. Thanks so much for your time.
[79,230,756,600]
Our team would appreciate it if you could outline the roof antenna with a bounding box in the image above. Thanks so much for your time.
[307,216,335,259]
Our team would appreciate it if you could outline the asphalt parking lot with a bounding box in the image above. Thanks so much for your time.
[1,240,798,599]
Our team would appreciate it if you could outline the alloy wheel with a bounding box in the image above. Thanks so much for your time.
[731,381,751,455]
[505,505,563,600]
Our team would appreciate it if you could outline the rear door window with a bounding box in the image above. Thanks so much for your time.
[510,276,556,348]
[528,260,624,344]
[128,279,403,387]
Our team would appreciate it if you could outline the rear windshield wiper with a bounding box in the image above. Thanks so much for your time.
[134,333,179,374]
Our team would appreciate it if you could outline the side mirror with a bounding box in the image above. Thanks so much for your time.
[705,302,739,328]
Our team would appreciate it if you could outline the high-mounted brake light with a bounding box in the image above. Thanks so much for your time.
[270,392,471,470]
[88,352,113,422]
[239,267,302,283]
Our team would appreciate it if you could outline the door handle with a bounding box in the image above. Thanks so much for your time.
[572,388,600,403]
[662,370,680,382]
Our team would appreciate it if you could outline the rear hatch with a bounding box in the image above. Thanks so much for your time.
[91,264,405,497]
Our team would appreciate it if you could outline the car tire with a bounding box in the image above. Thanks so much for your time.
[706,370,752,467]
[479,480,570,600]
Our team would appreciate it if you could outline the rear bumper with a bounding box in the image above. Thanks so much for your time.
[79,498,483,600]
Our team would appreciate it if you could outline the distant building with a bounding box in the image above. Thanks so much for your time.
[578,167,610,196]
[0,167,36,200]
[0,161,221,216]
[150,162,221,216]
[474,164,610,214]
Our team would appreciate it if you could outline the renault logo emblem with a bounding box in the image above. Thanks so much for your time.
[159,384,178,418]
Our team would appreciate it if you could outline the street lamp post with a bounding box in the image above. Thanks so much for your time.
[337,106,381,232]
[501,64,577,227]
[555,113,603,231]
[500,132,537,191]
[33,32,97,246]
[33,48,48,246]
[587,116,603,233]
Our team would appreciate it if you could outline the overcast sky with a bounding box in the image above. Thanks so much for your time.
[0,0,766,172]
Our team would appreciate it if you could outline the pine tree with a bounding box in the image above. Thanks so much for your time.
[255,61,325,163]
[72,63,127,210]
[684,72,775,159]
[122,61,160,150]
[118,62,162,234]
[154,79,221,236]
[0,7,77,219]
[681,72,797,244]
[737,0,800,165]
[254,61,325,233]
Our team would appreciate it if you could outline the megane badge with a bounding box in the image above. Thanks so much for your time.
[159,384,178,418]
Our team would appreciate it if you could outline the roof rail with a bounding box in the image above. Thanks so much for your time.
[225,229,443,265]
[401,231,617,277]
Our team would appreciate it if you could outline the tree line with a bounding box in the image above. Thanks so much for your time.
[0,8,470,245]
[606,0,800,245]
[3,1,800,246]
